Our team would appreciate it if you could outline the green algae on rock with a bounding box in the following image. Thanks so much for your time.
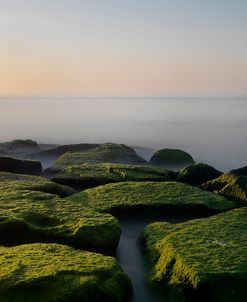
[0,172,120,253]
[68,181,235,215]
[177,163,222,186]
[141,208,247,301]
[50,163,172,189]
[149,148,195,169]
[0,243,132,302]
[54,143,147,167]
[201,165,247,204]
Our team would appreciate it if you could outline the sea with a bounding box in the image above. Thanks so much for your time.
[0,96,246,171]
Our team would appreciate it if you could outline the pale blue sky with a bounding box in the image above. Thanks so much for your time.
[1,0,247,96]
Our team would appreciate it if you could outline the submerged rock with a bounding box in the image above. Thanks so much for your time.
[49,163,172,189]
[177,163,222,186]
[53,143,147,167]
[0,172,120,253]
[149,148,195,169]
[0,156,42,175]
[0,243,132,302]
[68,181,234,215]
[141,208,247,301]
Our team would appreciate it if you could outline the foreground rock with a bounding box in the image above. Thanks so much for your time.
[50,163,172,189]
[201,165,247,204]
[0,156,42,175]
[53,143,147,167]
[68,181,234,215]
[149,148,195,169]
[0,172,120,253]
[0,243,132,302]
[177,163,222,186]
[141,208,247,301]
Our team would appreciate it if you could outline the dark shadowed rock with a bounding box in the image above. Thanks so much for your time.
[177,163,222,186]
[149,148,195,170]
[0,157,42,175]
[0,139,41,157]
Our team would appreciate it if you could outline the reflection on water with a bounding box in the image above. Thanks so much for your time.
[0,96,247,171]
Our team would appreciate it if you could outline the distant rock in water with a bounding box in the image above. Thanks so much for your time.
[31,143,100,168]
[177,163,222,186]
[149,148,195,170]
[53,143,147,167]
[201,165,247,204]
[0,139,41,158]
[0,157,42,175]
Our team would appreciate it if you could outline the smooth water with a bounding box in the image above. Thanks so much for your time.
[0,96,247,170]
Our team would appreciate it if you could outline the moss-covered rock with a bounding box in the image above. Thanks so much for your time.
[0,243,132,302]
[177,163,222,186]
[68,181,234,215]
[201,165,247,204]
[0,139,41,157]
[141,208,247,301]
[0,156,42,175]
[50,163,172,189]
[149,148,195,169]
[0,172,120,253]
[54,143,147,167]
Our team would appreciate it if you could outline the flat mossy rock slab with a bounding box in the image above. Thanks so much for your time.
[0,243,132,302]
[0,171,75,197]
[149,148,195,169]
[0,172,120,253]
[50,163,172,189]
[201,165,247,204]
[53,143,147,167]
[68,181,235,215]
[141,208,247,301]
[177,163,222,186]
[0,156,42,175]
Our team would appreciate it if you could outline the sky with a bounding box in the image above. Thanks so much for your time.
[0,0,247,96]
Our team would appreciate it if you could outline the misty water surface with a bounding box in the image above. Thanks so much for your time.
[0,96,246,170]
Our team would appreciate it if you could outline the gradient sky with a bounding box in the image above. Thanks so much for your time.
[1,0,247,96]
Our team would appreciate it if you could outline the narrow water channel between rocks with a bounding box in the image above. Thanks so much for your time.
[116,212,211,302]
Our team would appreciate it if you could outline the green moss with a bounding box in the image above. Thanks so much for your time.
[54,143,147,166]
[149,148,195,169]
[142,208,247,301]
[51,163,171,189]
[0,172,120,253]
[0,243,132,302]
[68,181,235,214]
[177,163,222,186]
[201,167,247,204]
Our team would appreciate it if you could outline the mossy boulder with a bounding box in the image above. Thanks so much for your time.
[201,165,247,204]
[50,163,172,189]
[31,143,100,168]
[0,156,42,175]
[0,172,120,253]
[53,143,147,167]
[149,148,195,169]
[177,163,222,186]
[68,181,234,215]
[0,243,132,302]
[141,208,247,301]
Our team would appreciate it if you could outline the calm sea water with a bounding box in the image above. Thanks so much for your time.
[0,96,246,171]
